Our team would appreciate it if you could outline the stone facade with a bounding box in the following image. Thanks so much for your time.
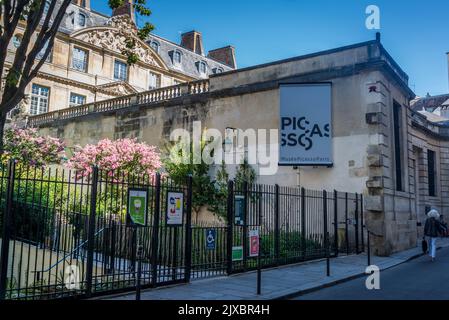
[2,0,234,118]
[30,37,449,257]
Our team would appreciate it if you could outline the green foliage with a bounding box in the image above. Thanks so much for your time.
[108,0,155,62]
[164,137,215,215]
[260,231,323,258]
[209,161,229,219]
[235,158,256,186]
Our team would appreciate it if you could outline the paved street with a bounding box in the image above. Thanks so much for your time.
[99,238,449,300]
[294,247,449,300]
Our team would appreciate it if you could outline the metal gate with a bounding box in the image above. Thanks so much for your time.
[0,162,192,300]
[0,160,364,300]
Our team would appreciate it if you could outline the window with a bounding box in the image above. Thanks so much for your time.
[198,61,207,74]
[69,93,86,107]
[393,101,403,191]
[43,0,50,15]
[428,150,437,197]
[72,47,88,72]
[36,40,51,62]
[114,60,128,81]
[12,34,22,48]
[149,72,161,89]
[213,67,223,74]
[150,41,160,53]
[30,84,49,115]
[78,13,86,27]
[173,50,182,64]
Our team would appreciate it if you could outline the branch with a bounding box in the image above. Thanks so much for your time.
[0,0,30,93]
[1,0,71,115]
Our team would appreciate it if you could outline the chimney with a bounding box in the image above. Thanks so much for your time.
[181,31,204,55]
[112,0,135,23]
[72,0,90,10]
[208,46,237,69]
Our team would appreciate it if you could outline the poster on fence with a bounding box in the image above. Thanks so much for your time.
[249,230,260,257]
[127,188,148,226]
[232,246,243,261]
[205,229,216,250]
[166,191,184,226]
[234,195,245,226]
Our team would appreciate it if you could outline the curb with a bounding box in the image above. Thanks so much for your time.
[277,245,445,300]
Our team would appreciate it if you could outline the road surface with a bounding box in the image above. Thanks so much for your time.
[294,247,449,300]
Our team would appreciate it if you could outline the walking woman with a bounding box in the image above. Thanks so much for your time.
[424,209,444,261]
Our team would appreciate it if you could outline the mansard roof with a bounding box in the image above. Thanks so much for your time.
[145,34,233,79]
[52,1,232,79]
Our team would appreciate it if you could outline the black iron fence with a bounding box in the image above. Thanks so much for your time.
[0,161,364,300]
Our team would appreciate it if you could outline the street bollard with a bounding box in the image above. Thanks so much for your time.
[136,243,143,301]
[367,229,371,266]
[257,236,262,295]
[326,232,330,277]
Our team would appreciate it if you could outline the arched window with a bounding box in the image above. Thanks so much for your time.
[12,34,22,48]
[174,50,182,64]
[43,0,51,15]
[78,13,86,27]
[150,41,160,53]
[199,61,207,74]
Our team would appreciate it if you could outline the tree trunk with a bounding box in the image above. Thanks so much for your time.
[0,114,5,155]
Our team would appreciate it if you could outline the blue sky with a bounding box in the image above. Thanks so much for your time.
[92,0,449,97]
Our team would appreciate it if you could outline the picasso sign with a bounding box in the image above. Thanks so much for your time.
[279,83,333,166]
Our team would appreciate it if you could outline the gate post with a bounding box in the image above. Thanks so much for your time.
[360,194,365,252]
[323,190,330,276]
[184,175,193,283]
[301,187,306,260]
[345,192,349,255]
[151,173,161,287]
[85,165,99,297]
[274,184,280,265]
[0,159,16,300]
[226,180,234,275]
[334,190,338,257]
[355,193,359,254]
[243,181,248,271]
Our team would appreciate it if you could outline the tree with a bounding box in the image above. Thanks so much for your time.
[164,137,216,222]
[0,0,154,151]
[209,161,229,220]
[2,126,66,166]
[235,158,257,187]
[68,138,162,179]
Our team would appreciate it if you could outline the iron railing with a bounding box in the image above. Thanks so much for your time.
[0,160,364,300]
[27,79,210,128]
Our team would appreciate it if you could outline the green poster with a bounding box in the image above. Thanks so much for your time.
[128,189,148,226]
[232,246,243,261]
[234,195,245,226]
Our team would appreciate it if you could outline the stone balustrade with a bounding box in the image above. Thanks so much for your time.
[27,79,210,127]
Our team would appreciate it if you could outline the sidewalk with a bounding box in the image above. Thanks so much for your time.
[102,238,449,300]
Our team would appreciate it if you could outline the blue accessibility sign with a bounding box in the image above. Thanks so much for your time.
[205,229,216,250]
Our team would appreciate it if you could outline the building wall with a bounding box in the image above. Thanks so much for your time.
[35,40,446,256]
[4,21,194,117]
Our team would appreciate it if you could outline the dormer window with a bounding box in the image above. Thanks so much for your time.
[12,34,22,48]
[198,61,207,74]
[43,0,50,15]
[173,50,182,65]
[150,41,160,54]
[78,13,86,27]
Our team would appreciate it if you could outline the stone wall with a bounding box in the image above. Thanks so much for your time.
[36,39,445,256]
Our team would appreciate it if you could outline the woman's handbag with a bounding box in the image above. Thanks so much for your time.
[422,237,428,253]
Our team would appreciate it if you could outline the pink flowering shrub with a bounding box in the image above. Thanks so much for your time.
[3,127,66,166]
[68,138,162,179]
